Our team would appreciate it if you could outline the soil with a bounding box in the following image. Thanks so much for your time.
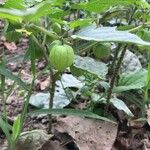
[1,21,150,150]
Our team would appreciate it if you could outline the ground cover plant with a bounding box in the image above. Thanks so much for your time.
[1,0,150,149]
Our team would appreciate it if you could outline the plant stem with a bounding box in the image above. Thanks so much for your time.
[48,74,55,133]
[108,44,122,75]
[60,79,74,102]
[77,42,97,54]
[0,50,7,123]
[30,24,59,40]
[18,77,35,138]
[105,7,137,113]
[32,35,57,133]
[106,45,127,107]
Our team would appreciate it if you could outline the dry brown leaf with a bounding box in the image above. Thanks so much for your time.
[40,140,68,150]
[4,42,17,52]
[54,116,118,150]
[40,77,50,91]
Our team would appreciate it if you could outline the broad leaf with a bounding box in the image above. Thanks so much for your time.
[69,19,93,28]
[4,0,25,9]
[113,69,147,93]
[29,108,115,123]
[56,74,84,89]
[72,25,150,46]
[0,1,57,22]
[0,65,29,91]
[72,0,136,13]
[29,75,83,109]
[71,55,108,79]
[71,0,146,13]
[29,91,70,109]
[110,97,134,117]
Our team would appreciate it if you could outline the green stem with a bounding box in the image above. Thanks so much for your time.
[9,143,16,150]
[127,22,150,34]
[77,42,97,54]
[5,66,23,101]
[1,74,7,120]
[143,50,150,114]
[0,51,7,123]
[29,24,59,40]
[48,71,60,133]
[60,79,73,102]
[48,75,56,133]
[17,77,35,140]
[32,35,57,133]
[108,44,122,75]
[106,45,127,106]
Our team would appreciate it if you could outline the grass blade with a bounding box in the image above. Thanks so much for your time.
[0,65,29,91]
[29,108,115,123]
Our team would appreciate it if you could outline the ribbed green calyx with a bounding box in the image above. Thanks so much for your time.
[49,44,74,71]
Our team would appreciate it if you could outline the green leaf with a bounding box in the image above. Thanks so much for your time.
[27,35,44,59]
[0,117,12,144]
[110,97,134,117]
[4,0,25,9]
[136,0,150,8]
[0,65,29,91]
[71,55,108,79]
[23,1,53,21]
[69,19,93,28]
[4,22,22,42]
[0,1,57,22]
[29,74,83,109]
[28,36,36,76]
[29,108,115,123]
[72,0,137,13]
[122,91,143,107]
[113,69,147,93]
[72,25,150,46]
[29,91,71,109]
[0,9,22,22]
[5,31,22,42]
[12,115,21,140]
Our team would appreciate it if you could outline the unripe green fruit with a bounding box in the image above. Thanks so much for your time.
[49,44,74,71]
[49,40,61,52]
[93,43,111,59]
[52,22,61,34]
